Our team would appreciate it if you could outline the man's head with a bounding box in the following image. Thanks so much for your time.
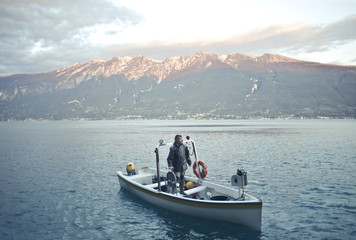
[174,135,183,144]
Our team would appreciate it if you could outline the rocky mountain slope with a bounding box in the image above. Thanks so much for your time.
[1,52,355,120]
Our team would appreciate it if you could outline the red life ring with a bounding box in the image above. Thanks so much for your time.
[193,161,208,179]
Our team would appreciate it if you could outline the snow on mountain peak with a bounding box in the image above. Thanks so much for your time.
[109,56,132,63]
[54,52,304,88]
[260,53,299,63]
[219,55,228,61]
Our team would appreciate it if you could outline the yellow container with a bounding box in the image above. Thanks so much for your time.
[186,181,195,189]
[126,163,136,175]
[126,163,135,171]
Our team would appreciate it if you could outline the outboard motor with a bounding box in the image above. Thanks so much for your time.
[231,169,247,188]
[231,169,248,199]
[126,163,136,175]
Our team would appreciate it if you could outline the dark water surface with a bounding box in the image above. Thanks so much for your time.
[0,120,355,239]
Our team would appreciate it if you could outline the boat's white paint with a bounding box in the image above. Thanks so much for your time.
[117,167,262,231]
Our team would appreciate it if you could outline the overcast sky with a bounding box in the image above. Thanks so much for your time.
[0,0,355,76]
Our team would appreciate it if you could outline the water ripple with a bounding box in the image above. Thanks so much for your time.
[0,120,355,239]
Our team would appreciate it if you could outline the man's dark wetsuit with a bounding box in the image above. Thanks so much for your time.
[167,142,191,193]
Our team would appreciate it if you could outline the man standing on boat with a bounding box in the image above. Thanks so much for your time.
[167,135,192,194]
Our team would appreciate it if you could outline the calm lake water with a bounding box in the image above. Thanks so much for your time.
[0,120,355,239]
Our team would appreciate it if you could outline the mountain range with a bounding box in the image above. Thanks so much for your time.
[1,52,355,120]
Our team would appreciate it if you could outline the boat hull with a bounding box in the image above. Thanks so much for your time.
[117,171,262,231]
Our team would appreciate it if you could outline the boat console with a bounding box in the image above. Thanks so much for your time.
[231,169,248,200]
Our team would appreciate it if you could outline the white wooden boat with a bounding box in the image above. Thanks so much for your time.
[117,138,262,231]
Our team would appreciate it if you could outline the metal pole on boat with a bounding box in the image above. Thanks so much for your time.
[154,147,161,192]
[190,139,202,182]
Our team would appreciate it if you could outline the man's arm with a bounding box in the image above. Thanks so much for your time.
[167,147,174,169]
[185,146,192,166]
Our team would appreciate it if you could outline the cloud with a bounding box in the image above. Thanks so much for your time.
[312,15,356,49]
[0,1,355,77]
[248,15,356,55]
[197,14,356,57]
[102,14,356,61]
[0,0,142,75]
